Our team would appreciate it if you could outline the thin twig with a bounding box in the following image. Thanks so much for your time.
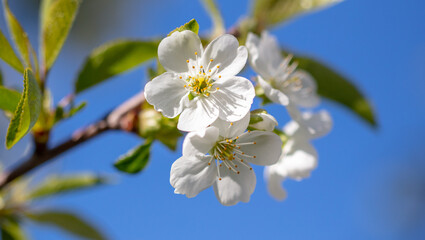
[0,92,146,189]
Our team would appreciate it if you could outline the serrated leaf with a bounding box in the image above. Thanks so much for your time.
[0,29,24,73]
[41,0,80,70]
[1,219,26,240]
[201,0,225,37]
[0,86,21,113]
[295,55,376,126]
[75,40,159,93]
[168,19,199,36]
[26,210,105,240]
[252,0,342,27]
[114,140,152,174]
[26,174,106,200]
[6,69,42,149]
[3,0,35,68]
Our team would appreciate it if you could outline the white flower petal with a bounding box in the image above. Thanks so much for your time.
[301,110,333,139]
[202,34,247,78]
[182,126,219,156]
[258,76,289,106]
[264,167,287,201]
[237,131,282,166]
[211,112,250,139]
[158,30,203,73]
[213,163,256,206]
[285,107,333,139]
[211,76,255,122]
[280,139,318,180]
[144,72,189,118]
[249,112,278,131]
[178,97,219,132]
[285,70,320,108]
[170,155,217,198]
[246,32,283,79]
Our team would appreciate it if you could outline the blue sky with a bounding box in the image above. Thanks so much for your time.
[1,0,425,239]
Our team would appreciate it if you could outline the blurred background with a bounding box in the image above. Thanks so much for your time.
[1,0,425,239]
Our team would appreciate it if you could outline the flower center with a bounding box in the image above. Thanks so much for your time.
[207,129,257,180]
[181,52,222,98]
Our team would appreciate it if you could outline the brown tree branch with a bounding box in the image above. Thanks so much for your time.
[0,92,145,189]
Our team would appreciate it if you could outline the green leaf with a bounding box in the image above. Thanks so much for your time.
[168,19,199,36]
[0,29,24,73]
[6,69,42,149]
[68,101,86,117]
[26,210,105,240]
[0,86,21,113]
[252,0,343,27]
[201,0,225,37]
[295,55,376,126]
[3,0,35,68]
[75,40,159,93]
[27,174,106,200]
[114,140,152,174]
[40,0,57,31]
[41,0,81,70]
[1,219,26,240]
[0,68,3,85]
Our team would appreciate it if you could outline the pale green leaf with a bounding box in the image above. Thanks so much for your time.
[114,140,152,174]
[168,19,199,36]
[201,0,225,37]
[27,174,107,200]
[68,101,86,117]
[6,69,42,149]
[26,210,105,240]
[41,0,81,69]
[1,219,27,240]
[295,55,376,126]
[0,29,24,73]
[75,40,159,93]
[252,0,343,26]
[40,0,57,29]
[0,86,21,113]
[3,0,35,68]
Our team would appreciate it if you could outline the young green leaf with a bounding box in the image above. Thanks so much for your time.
[295,55,376,126]
[201,0,225,37]
[114,140,152,174]
[26,174,107,200]
[0,86,21,113]
[41,0,81,70]
[39,0,57,33]
[3,0,36,69]
[6,69,42,149]
[26,210,105,240]
[252,0,342,27]
[68,101,86,117]
[1,219,27,240]
[0,29,24,73]
[75,40,159,93]
[168,19,199,36]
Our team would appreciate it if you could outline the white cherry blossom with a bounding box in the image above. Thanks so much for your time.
[170,114,282,206]
[249,110,278,132]
[246,31,319,108]
[144,30,254,132]
[264,109,332,200]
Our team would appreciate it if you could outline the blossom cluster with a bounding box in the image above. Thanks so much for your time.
[144,30,332,206]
